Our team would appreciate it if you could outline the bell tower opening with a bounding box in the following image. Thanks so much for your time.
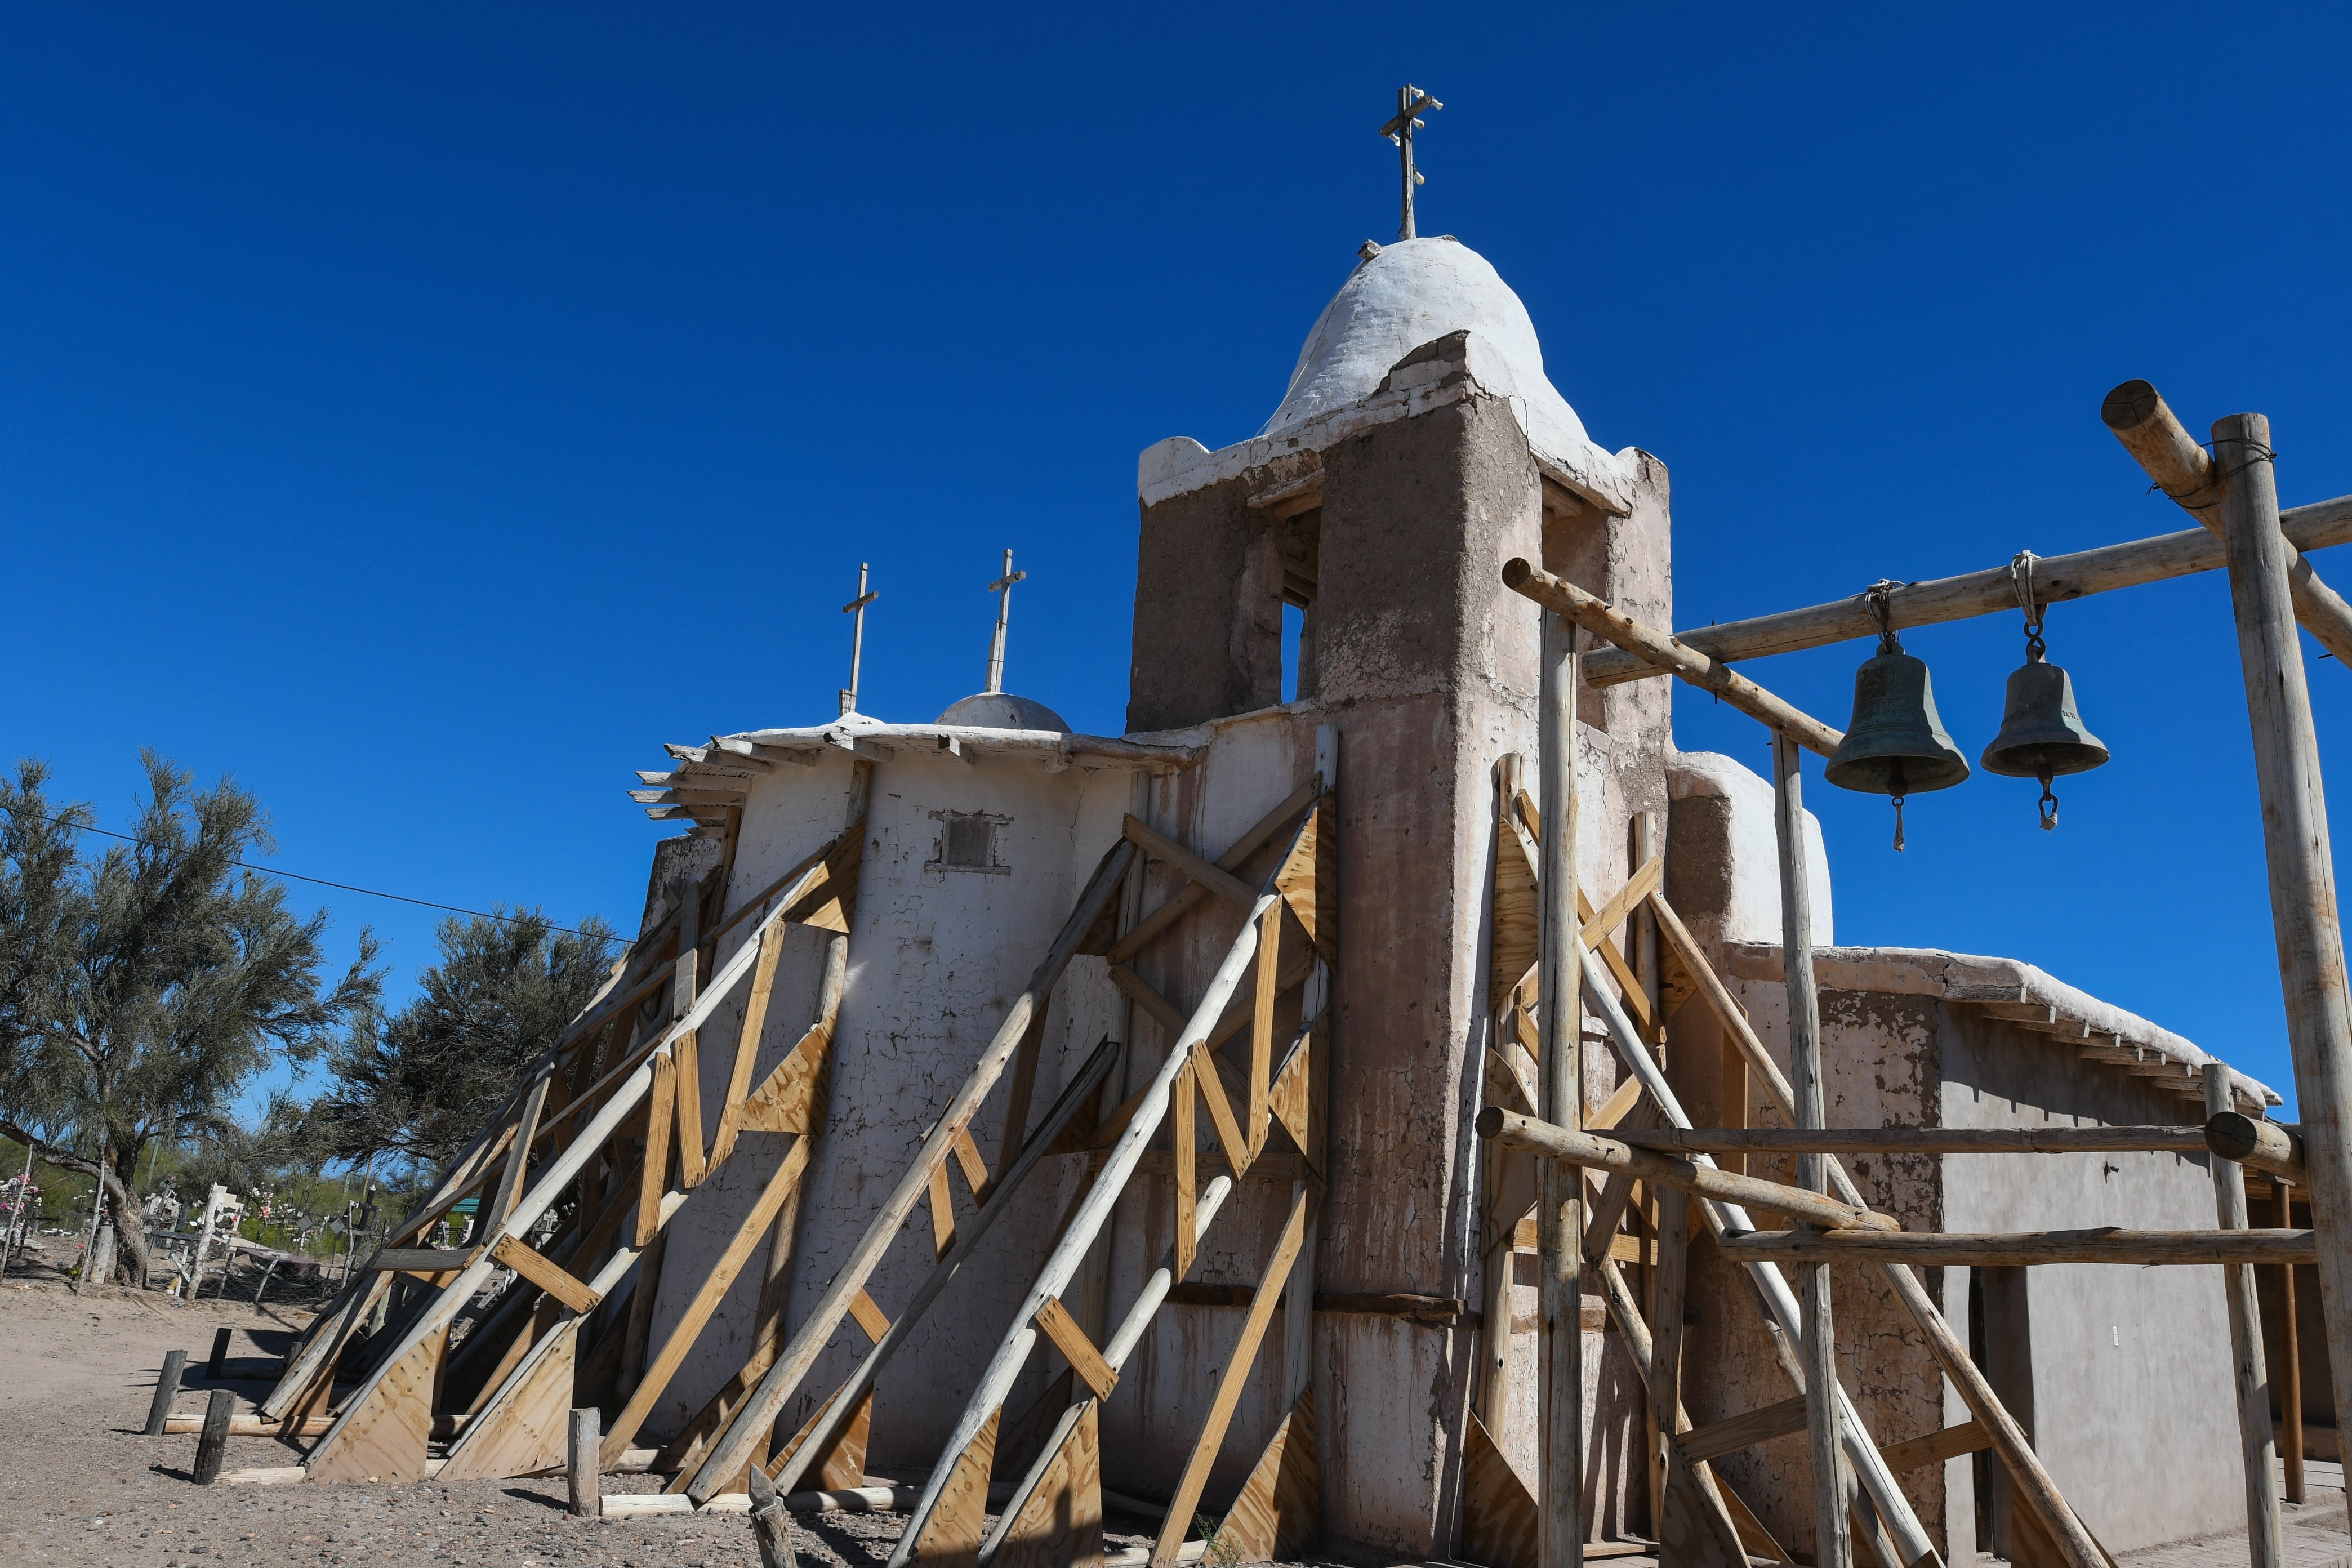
[1280,505,1320,703]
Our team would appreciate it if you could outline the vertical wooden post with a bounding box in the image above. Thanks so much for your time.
[193,1387,234,1485]
[568,1406,602,1518]
[1772,730,1849,1568]
[146,1349,188,1436]
[1536,610,1584,1568]
[748,1460,798,1568]
[208,1327,232,1378]
[2215,409,2352,1477]
[2206,1064,2284,1567]
[1649,1186,1689,1536]
[1634,809,1666,1536]
[1480,754,1524,1434]
[2277,1181,2305,1504]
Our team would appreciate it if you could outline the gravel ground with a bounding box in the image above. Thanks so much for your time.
[0,1279,1168,1568]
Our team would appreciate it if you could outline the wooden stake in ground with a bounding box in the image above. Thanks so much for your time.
[1536,608,1584,1568]
[194,1388,234,1486]
[567,1407,599,1520]
[1772,731,1849,1568]
[2204,1063,2283,1568]
[747,1459,798,1568]
[2214,409,2352,1499]
[146,1349,188,1437]
[209,1328,232,1378]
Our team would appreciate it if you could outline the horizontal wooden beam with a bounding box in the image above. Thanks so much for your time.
[368,1246,477,1272]
[1677,1395,1806,1464]
[1122,814,1258,910]
[1618,1125,2210,1156]
[1502,560,1844,755]
[1720,1227,2316,1266]
[2206,1112,2306,1186]
[1582,489,2352,687]
[1476,1108,1897,1233]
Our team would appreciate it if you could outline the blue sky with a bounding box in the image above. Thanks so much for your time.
[3,6,2349,1120]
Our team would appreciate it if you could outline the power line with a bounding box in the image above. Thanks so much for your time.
[19,810,591,937]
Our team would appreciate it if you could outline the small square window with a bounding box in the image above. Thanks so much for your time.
[929,810,1010,875]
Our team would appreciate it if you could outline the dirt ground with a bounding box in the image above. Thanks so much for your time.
[0,1279,1160,1568]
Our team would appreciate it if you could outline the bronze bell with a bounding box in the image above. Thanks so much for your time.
[1981,648,2108,831]
[1824,643,1969,850]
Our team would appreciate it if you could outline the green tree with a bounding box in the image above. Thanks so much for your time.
[0,755,381,1285]
[310,907,618,1178]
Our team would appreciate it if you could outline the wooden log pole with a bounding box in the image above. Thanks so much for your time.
[1504,560,1843,757]
[2104,381,2352,665]
[1536,607,1584,1568]
[2207,1112,2308,1187]
[2216,408,2352,1488]
[1625,1125,2212,1156]
[208,1328,232,1378]
[2277,1181,2306,1504]
[194,1387,234,1486]
[2204,1063,2283,1568]
[1772,731,1849,1568]
[1582,491,2352,687]
[146,1349,188,1437]
[747,1460,798,1568]
[1650,1186,1689,1545]
[1719,1230,2317,1266]
[568,1407,600,1520]
[1479,1110,1895,1233]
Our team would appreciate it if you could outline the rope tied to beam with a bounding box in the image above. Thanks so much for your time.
[1860,578,1908,654]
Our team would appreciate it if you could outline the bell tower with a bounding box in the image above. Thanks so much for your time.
[1123,234,1674,1553]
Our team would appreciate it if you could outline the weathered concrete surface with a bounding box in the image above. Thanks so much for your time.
[1125,472,1282,733]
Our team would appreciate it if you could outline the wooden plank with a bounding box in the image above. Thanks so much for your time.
[848,1288,892,1344]
[491,1235,603,1315]
[1148,1182,1312,1567]
[1033,1297,1117,1402]
[736,1012,836,1135]
[929,1161,959,1260]
[1109,964,1188,1038]
[1621,1125,2210,1156]
[637,1053,677,1248]
[436,1329,577,1481]
[601,1132,814,1465]
[674,1028,707,1189]
[1188,1041,1250,1177]
[305,1331,439,1483]
[1649,1181,1689,1542]
[1107,779,1317,965]
[905,1407,999,1568]
[483,1072,553,1234]
[1460,1411,1539,1568]
[950,1125,992,1206]
[1272,799,1336,964]
[1122,814,1256,911]
[1876,1419,1991,1474]
[1579,854,1662,953]
[993,1000,1050,1182]
[1576,488,2352,686]
[1676,1396,1808,1464]
[989,1401,1104,1568]
[1249,901,1279,1156]
[1533,610,1583,1568]
[368,1247,477,1272]
[1575,888,1656,1035]
[709,918,790,1169]
[1482,1110,1895,1233]
[2279,1180,2307,1504]
[1174,1060,1197,1281]
[1213,1387,1316,1566]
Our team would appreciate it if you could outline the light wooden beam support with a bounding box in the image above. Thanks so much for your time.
[1624,1125,2211,1156]
[2207,1112,2308,1187]
[1504,560,1843,757]
[2215,408,2352,1490]
[2277,1181,2307,1504]
[1535,607,1584,1568]
[1771,730,1848,1568]
[2204,1063,2284,1568]
[1582,491,2352,687]
[2104,380,2352,665]
[1480,1110,1893,1233]
[1718,1228,2317,1266]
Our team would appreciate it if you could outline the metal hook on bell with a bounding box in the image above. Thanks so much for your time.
[1980,553,2109,830]
[1824,579,1970,850]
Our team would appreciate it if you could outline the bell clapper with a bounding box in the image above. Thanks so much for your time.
[1888,758,1908,853]
[1892,793,1906,853]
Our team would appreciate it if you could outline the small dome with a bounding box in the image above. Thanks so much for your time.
[934,692,1071,731]
[1259,236,1590,457]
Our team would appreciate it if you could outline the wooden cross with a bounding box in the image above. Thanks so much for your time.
[984,548,1026,695]
[840,562,878,716]
[1378,84,1441,242]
